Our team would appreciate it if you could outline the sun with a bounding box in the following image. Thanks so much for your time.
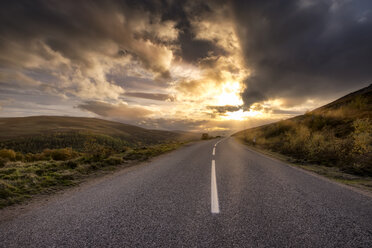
[208,81,263,121]
[215,81,244,106]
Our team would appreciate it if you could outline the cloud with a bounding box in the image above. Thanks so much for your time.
[0,0,181,101]
[124,92,175,101]
[232,0,372,107]
[207,105,241,114]
[0,71,42,88]
[1,0,372,131]
[77,101,153,121]
[271,109,304,115]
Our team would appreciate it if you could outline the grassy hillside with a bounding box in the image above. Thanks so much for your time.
[233,84,372,176]
[0,116,199,208]
[0,116,198,153]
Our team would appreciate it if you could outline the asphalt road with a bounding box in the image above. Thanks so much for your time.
[1,138,372,247]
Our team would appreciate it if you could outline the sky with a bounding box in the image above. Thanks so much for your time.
[0,0,371,133]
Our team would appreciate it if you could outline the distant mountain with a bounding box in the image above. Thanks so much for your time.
[233,84,372,176]
[0,116,199,153]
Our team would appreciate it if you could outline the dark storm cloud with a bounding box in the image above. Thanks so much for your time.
[0,0,226,79]
[232,0,372,107]
[0,0,178,78]
[161,0,227,62]
[207,105,241,114]
[178,32,227,63]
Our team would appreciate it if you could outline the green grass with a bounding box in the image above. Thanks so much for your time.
[0,143,183,209]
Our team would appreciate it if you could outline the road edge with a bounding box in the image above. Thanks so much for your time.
[0,140,204,222]
[232,137,372,199]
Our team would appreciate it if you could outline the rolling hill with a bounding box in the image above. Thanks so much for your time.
[0,116,199,153]
[0,117,200,207]
[233,84,372,176]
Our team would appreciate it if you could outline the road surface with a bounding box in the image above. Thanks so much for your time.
[1,138,372,247]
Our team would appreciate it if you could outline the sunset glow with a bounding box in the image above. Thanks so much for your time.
[215,82,244,106]
[0,1,370,133]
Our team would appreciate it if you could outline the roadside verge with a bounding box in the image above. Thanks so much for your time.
[234,137,372,195]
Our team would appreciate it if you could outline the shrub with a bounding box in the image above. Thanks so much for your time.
[124,149,148,161]
[84,138,112,161]
[351,118,372,155]
[306,132,326,159]
[263,122,292,139]
[201,133,209,140]
[0,180,15,199]
[15,152,24,161]
[282,125,311,156]
[350,96,368,110]
[25,153,38,162]
[41,149,53,159]
[103,157,123,166]
[50,148,77,161]
[0,149,16,161]
[22,149,77,162]
[123,144,178,161]
[62,160,78,169]
[308,115,328,131]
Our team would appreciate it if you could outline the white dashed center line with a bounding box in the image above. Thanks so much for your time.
[211,159,220,214]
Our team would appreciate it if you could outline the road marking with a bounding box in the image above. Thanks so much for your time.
[211,160,220,214]
[212,147,215,155]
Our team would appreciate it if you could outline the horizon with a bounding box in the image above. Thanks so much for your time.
[0,81,368,136]
[1,1,372,133]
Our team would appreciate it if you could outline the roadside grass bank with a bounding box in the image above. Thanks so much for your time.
[235,138,372,193]
[0,143,182,208]
[233,86,371,178]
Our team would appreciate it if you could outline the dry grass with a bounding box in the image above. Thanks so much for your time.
[0,116,199,153]
[234,85,372,176]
